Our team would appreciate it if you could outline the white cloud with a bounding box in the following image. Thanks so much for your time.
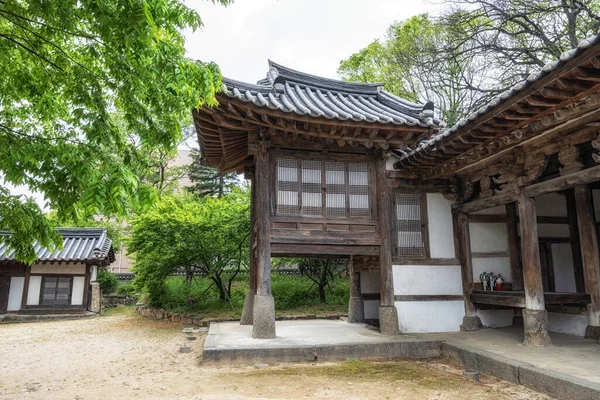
[184,0,430,82]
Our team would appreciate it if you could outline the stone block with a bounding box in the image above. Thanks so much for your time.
[378,306,400,335]
[523,309,552,346]
[89,282,101,313]
[348,296,365,323]
[252,295,276,339]
[240,290,255,325]
[519,365,600,400]
[460,316,483,332]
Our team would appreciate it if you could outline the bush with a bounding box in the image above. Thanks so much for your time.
[97,269,119,294]
[116,281,137,297]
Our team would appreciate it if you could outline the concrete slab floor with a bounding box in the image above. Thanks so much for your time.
[206,319,426,349]
[424,327,600,384]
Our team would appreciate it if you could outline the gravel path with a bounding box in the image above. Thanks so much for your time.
[0,308,551,399]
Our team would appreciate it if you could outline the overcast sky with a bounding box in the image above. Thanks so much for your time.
[185,0,431,83]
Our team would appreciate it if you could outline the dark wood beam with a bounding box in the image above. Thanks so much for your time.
[525,164,600,197]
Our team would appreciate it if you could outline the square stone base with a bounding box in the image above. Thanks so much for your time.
[252,295,276,339]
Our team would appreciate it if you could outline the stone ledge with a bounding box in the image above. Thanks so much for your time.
[0,312,98,324]
[133,305,347,327]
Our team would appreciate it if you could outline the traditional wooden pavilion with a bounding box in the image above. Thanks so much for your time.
[195,34,600,345]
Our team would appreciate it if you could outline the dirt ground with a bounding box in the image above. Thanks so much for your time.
[0,307,551,400]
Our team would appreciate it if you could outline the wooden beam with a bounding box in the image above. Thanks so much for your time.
[460,192,518,214]
[565,189,586,293]
[518,190,552,346]
[574,185,600,330]
[524,164,600,197]
[506,202,523,291]
[376,157,394,307]
[456,211,478,318]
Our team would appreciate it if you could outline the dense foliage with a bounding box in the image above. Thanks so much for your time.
[0,0,230,263]
[129,189,250,307]
[186,148,240,198]
[339,1,600,125]
[155,274,349,317]
[294,258,348,303]
[97,268,119,294]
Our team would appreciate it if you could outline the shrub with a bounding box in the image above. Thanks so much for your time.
[116,281,137,297]
[97,269,119,294]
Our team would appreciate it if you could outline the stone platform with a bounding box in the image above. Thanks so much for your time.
[203,319,442,364]
[0,312,98,324]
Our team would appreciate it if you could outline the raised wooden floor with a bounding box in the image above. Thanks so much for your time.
[471,290,591,308]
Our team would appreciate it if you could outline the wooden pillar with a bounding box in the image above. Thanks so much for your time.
[252,146,276,339]
[240,170,257,325]
[455,210,482,331]
[518,191,552,346]
[348,256,365,323]
[573,185,600,340]
[375,157,400,335]
[506,202,523,326]
[565,189,586,293]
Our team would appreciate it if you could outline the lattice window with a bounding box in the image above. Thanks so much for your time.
[325,161,346,218]
[348,162,371,218]
[395,194,427,257]
[275,157,372,219]
[301,160,323,216]
[41,276,72,306]
[276,157,299,216]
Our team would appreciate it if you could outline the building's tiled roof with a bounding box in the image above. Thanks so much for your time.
[0,228,115,264]
[222,61,443,128]
[392,34,600,163]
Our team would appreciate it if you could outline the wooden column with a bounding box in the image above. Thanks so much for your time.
[455,210,482,331]
[375,157,400,335]
[518,191,552,346]
[240,170,257,325]
[347,256,365,323]
[573,185,600,340]
[506,202,524,326]
[252,145,276,339]
[565,189,586,293]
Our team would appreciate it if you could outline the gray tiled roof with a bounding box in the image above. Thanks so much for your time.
[222,61,442,128]
[392,34,600,163]
[0,228,115,263]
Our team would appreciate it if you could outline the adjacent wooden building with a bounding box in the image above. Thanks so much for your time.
[0,228,115,315]
[194,34,600,345]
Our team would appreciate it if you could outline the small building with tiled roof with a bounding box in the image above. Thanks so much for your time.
[0,228,114,315]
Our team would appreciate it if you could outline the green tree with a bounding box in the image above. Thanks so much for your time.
[297,258,348,303]
[187,149,239,198]
[0,0,231,264]
[129,189,250,307]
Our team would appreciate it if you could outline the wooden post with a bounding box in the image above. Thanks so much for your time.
[252,145,276,339]
[573,185,600,340]
[348,256,365,323]
[375,157,400,335]
[518,191,552,346]
[565,189,586,293]
[240,170,256,325]
[455,210,482,331]
[506,202,523,326]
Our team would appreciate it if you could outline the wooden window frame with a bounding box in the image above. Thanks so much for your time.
[392,192,430,261]
[272,152,376,220]
[38,275,74,308]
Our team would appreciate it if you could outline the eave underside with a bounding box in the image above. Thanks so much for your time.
[193,95,438,173]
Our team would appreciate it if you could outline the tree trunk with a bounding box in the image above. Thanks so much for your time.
[318,284,326,303]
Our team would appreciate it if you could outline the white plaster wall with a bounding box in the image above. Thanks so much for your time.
[26,276,42,306]
[536,224,569,238]
[91,265,98,282]
[470,205,506,215]
[535,193,567,216]
[7,277,24,311]
[31,263,86,275]
[395,300,464,333]
[393,265,462,295]
[548,312,588,336]
[477,310,513,328]
[71,276,85,306]
[360,271,380,294]
[472,257,511,282]
[469,223,508,252]
[364,300,380,319]
[426,193,456,258]
[551,243,577,292]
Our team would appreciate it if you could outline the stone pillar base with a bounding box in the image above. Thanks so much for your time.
[378,306,400,335]
[348,297,365,323]
[252,295,276,339]
[585,325,600,340]
[460,315,483,331]
[523,309,552,346]
[89,282,101,313]
[240,290,255,325]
